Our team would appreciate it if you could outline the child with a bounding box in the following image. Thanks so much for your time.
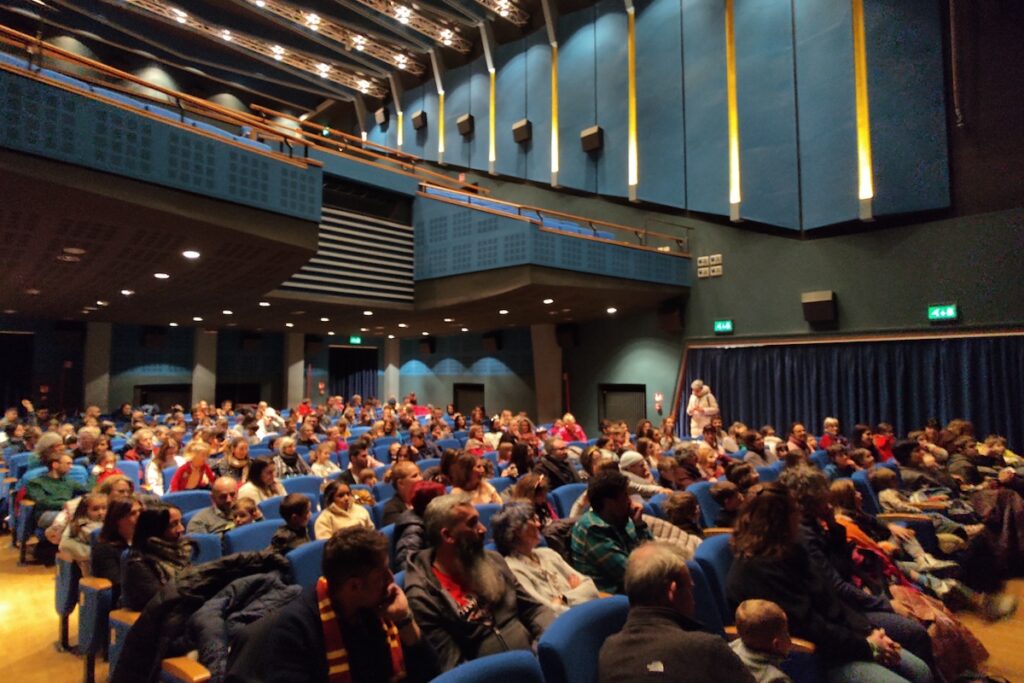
[868,467,984,543]
[231,498,262,528]
[730,599,793,683]
[309,442,341,479]
[874,423,896,461]
[710,480,743,527]
[358,468,378,487]
[91,451,121,477]
[822,444,858,481]
[59,492,108,574]
[270,493,312,554]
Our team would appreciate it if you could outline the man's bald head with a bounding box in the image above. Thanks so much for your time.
[211,476,238,512]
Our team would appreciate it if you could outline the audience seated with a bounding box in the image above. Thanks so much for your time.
[91,497,144,604]
[710,481,743,527]
[169,441,216,492]
[315,480,373,539]
[729,599,794,683]
[382,461,424,526]
[231,497,261,527]
[404,493,555,670]
[270,493,312,555]
[238,456,287,503]
[309,441,341,479]
[57,491,107,573]
[618,450,671,500]
[186,477,238,534]
[785,423,817,459]
[123,504,190,611]
[394,481,447,571]
[215,437,252,482]
[27,451,89,540]
[337,442,372,486]
[146,437,184,496]
[823,444,859,481]
[598,541,755,682]
[449,452,502,505]
[533,437,581,490]
[272,437,313,479]
[742,431,778,469]
[511,473,559,525]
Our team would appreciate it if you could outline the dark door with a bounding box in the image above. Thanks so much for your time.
[598,384,647,426]
[133,384,192,411]
[453,383,485,416]
[0,332,33,411]
[329,346,378,401]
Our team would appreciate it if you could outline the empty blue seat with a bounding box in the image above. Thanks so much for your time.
[433,651,544,683]
[475,503,501,540]
[373,444,393,462]
[685,480,722,529]
[417,458,441,473]
[550,483,587,519]
[373,482,395,501]
[162,490,211,514]
[437,438,462,451]
[223,519,278,554]
[283,475,323,500]
[538,595,630,683]
[286,539,326,590]
[489,477,514,494]
[258,495,285,520]
[188,533,223,564]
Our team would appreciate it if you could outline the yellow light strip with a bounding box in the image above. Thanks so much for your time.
[550,44,559,176]
[626,8,638,189]
[437,91,445,155]
[725,0,741,212]
[397,111,404,147]
[851,0,874,204]
[488,68,496,163]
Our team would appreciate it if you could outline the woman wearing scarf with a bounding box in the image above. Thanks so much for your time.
[215,436,253,482]
[122,505,192,610]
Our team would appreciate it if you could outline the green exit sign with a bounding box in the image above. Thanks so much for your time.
[928,304,958,322]
[713,319,734,334]
[348,335,363,344]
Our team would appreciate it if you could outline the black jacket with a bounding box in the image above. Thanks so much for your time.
[226,588,439,683]
[381,496,408,527]
[798,518,890,614]
[534,455,581,490]
[404,548,555,671]
[598,606,755,683]
[393,509,427,571]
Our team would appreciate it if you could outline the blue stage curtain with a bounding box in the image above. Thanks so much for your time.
[329,348,378,401]
[682,335,1024,450]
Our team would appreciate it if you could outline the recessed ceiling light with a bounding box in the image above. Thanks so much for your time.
[96,300,109,307]
[363,310,373,316]
[421,331,429,336]
[285,322,295,328]
[259,301,271,307]
[222,310,233,315]
[120,289,134,296]
[499,309,509,315]
[543,298,554,304]
[193,316,203,321]
[561,308,571,313]
[320,317,329,322]
[398,323,408,328]
[57,254,80,263]
[328,331,335,336]
[360,327,369,332]
[461,327,469,332]
[154,272,170,279]
[83,306,97,311]
[2,309,15,314]
[387,334,395,339]
[292,310,306,315]
[182,250,200,259]
[169,322,178,327]
[607,307,618,314]
[62,247,86,255]
[443,317,454,322]
[25,288,40,295]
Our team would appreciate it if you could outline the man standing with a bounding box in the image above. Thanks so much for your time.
[534,437,581,490]
[686,380,719,438]
[404,493,555,671]
[186,477,238,534]
[598,542,755,682]
[570,470,654,593]
[227,526,439,682]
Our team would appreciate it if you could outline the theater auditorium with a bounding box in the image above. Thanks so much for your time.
[0,0,1022,680]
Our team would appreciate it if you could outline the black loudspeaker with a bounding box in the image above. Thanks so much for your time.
[801,290,837,322]
[411,110,427,130]
[555,323,579,349]
[657,298,686,333]
[374,107,389,127]
[419,337,436,355]
[512,118,532,143]
[457,113,474,136]
[580,125,603,153]
[482,331,502,352]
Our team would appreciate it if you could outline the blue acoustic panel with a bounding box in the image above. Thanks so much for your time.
[495,39,528,178]
[468,58,490,172]
[794,0,859,229]
[402,83,427,157]
[525,29,552,184]
[445,63,472,169]
[735,0,800,229]
[682,0,729,216]
[594,0,629,198]
[635,0,686,209]
[557,7,598,193]
[422,87,439,163]
[863,0,949,217]
[310,150,420,195]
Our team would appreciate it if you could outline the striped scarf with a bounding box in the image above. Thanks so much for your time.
[317,577,406,683]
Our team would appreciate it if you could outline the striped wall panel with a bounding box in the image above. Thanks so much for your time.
[280,206,414,303]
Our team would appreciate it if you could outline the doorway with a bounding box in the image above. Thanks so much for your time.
[133,384,192,411]
[598,383,647,426]
[329,346,378,401]
[453,383,485,416]
[0,332,33,411]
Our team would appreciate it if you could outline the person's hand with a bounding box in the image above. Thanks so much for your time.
[501,464,518,478]
[378,582,413,624]
[807,435,818,449]
[887,524,915,542]
[567,573,581,589]
[998,468,1016,485]
[21,399,33,412]
[867,629,901,666]
[629,501,644,525]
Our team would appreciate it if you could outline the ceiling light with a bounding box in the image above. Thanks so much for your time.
[328,331,335,336]
[398,323,408,328]
[357,79,370,94]
[169,322,178,327]
[255,0,265,6]
[2,309,15,314]
[221,29,232,41]
[353,35,366,51]
[25,288,40,295]
[394,5,413,24]
[96,300,109,307]
[440,29,453,46]
[182,250,200,259]
[461,327,469,332]
[120,289,134,296]
[222,310,233,315]
[363,310,373,316]
[543,298,554,304]
[316,63,330,78]
[83,306,97,311]
[305,12,321,30]
[360,327,369,332]
[607,307,618,314]
[259,301,271,307]
[193,316,203,321]
[497,0,510,17]
[443,317,454,322]
[154,272,170,279]
[394,54,408,69]
[271,45,285,60]
[57,254,80,262]
[62,247,86,255]
[172,7,187,23]
[421,331,429,336]
[387,334,395,339]
[499,309,509,315]
[285,322,295,328]
[320,317,330,322]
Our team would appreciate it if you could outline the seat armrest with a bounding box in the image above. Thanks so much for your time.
[913,501,948,511]
[877,513,931,523]
[79,577,113,592]
[703,527,733,537]
[724,626,815,654]
[161,657,212,683]
[110,608,142,626]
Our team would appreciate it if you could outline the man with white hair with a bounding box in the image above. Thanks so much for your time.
[686,379,719,437]
[404,493,555,671]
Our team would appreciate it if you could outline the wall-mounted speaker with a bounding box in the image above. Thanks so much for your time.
[457,113,474,136]
[512,118,532,143]
[374,107,389,127]
[482,331,503,353]
[419,337,436,355]
[555,323,579,350]
[411,110,427,130]
[580,125,603,153]
[801,290,837,323]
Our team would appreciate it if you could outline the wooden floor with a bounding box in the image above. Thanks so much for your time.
[0,537,1021,682]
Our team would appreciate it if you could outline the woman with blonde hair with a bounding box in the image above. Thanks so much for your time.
[169,441,216,492]
[146,437,184,496]
[554,413,587,442]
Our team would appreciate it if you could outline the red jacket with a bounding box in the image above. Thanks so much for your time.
[169,463,216,491]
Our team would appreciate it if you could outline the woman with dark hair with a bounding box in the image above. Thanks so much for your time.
[237,456,287,503]
[727,480,933,683]
[634,419,653,442]
[851,424,881,463]
[450,452,501,504]
[215,436,252,482]
[452,413,467,432]
[146,437,184,496]
[511,473,558,525]
[508,442,535,481]
[122,504,191,610]
[92,497,143,604]
[741,431,777,469]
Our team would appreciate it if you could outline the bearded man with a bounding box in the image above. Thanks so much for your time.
[404,493,555,671]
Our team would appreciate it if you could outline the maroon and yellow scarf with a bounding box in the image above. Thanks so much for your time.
[316,577,406,683]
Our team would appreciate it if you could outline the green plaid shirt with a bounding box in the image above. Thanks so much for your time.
[570,510,653,594]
